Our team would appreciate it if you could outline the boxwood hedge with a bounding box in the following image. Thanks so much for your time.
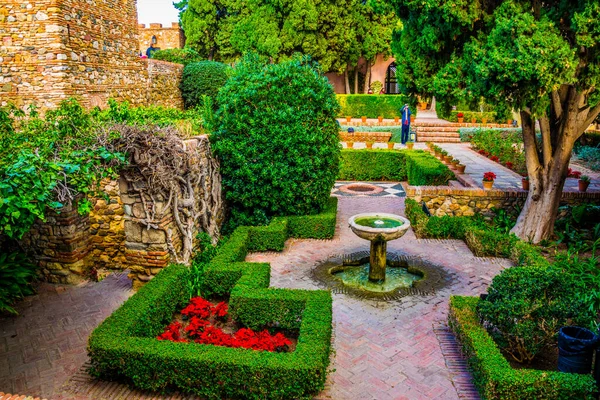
[88,198,337,399]
[338,149,453,186]
[449,296,596,400]
[336,94,417,119]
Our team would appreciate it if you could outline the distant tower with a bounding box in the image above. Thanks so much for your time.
[0,0,146,110]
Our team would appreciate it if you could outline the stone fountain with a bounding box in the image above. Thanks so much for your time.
[348,213,411,282]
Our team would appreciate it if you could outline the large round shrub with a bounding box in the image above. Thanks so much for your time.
[478,266,595,364]
[211,54,340,228]
[180,61,231,109]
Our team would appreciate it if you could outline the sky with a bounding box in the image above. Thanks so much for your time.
[137,0,180,26]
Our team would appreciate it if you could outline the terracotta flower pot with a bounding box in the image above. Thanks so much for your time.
[394,116,400,123]
[522,178,529,190]
[420,102,427,110]
[456,164,466,174]
[346,141,354,149]
[507,119,512,125]
[361,116,367,123]
[482,180,494,190]
[457,117,464,123]
[366,142,374,149]
[481,118,488,124]
[410,115,415,123]
[451,161,460,169]
[406,142,414,150]
[443,155,453,164]
[579,180,590,192]
[346,116,352,123]
[378,116,383,123]
[387,142,395,149]
[471,118,477,124]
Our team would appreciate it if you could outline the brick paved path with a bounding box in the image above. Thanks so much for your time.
[1,196,506,399]
[248,197,508,399]
[0,274,133,398]
[440,143,600,191]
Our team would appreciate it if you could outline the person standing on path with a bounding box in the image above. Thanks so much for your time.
[401,104,411,144]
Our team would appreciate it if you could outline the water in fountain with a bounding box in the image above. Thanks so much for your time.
[333,263,421,292]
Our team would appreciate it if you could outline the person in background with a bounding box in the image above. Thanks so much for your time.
[400,104,411,145]
[146,43,159,59]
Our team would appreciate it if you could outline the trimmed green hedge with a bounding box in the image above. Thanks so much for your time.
[404,198,549,267]
[340,125,405,143]
[88,198,338,399]
[180,61,231,109]
[338,149,453,185]
[449,296,596,399]
[336,94,416,119]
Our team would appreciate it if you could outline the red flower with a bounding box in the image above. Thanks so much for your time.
[567,168,582,179]
[181,297,212,319]
[483,172,496,181]
[504,161,514,169]
[478,149,489,156]
[212,302,228,319]
[185,316,210,338]
[157,321,188,343]
[490,156,499,162]
[457,112,464,118]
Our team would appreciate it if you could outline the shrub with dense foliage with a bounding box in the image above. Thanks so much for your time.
[469,128,526,175]
[338,149,453,185]
[0,251,37,315]
[211,54,340,229]
[449,296,597,400]
[180,61,231,109]
[89,201,336,399]
[337,94,416,119]
[574,145,600,172]
[478,266,595,363]
[151,48,204,66]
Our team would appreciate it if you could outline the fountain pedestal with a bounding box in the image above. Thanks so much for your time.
[369,238,387,282]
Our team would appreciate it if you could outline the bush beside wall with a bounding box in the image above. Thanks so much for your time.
[449,296,596,400]
[88,199,338,399]
[338,150,453,186]
[336,95,416,119]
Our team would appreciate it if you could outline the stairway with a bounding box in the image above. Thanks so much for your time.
[415,123,513,143]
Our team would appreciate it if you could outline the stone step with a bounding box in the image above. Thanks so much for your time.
[417,127,461,133]
[417,131,461,138]
[417,137,462,143]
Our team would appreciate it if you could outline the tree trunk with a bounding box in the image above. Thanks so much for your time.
[354,65,359,94]
[364,62,372,93]
[344,66,351,94]
[510,87,600,243]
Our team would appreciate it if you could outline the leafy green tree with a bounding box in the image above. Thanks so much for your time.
[210,54,340,230]
[387,0,600,242]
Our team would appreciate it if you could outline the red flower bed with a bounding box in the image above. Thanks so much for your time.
[567,168,582,179]
[489,155,499,162]
[156,297,292,352]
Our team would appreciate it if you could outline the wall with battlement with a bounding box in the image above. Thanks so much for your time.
[138,22,185,54]
[0,0,183,111]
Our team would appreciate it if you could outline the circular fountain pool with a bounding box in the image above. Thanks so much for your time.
[332,263,421,292]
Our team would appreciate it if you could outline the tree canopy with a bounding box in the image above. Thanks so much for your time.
[175,0,396,75]
[387,0,600,242]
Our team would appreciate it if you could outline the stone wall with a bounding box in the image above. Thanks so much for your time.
[20,136,222,288]
[405,186,600,218]
[145,59,184,109]
[0,0,184,111]
[138,22,185,54]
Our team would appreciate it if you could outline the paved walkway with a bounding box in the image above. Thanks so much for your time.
[0,197,508,400]
[440,143,600,191]
[249,197,508,399]
[0,274,133,398]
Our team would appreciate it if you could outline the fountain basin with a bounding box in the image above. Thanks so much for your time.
[348,213,411,242]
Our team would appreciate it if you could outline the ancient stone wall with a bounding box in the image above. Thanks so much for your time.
[145,59,184,109]
[138,22,185,54]
[0,0,184,111]
[405,186,600,218]
[20,136,222,288]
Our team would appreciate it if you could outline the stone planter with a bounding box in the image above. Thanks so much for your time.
[579,180,590,192]
[361,116,367,123]
[522,178,529,190]
[387,142,395,149]
[456,164,466,174]
[346,141,354,149]
[482,180,494,190]
[406,142,414,150]
[366,142,374,149]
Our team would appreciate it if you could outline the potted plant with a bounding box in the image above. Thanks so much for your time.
[471,117,477,124]
[456,164,466,174]
[522,176,529,190]
[346,116,352,123]
[451,158,460,169]
[406,141,414,150]
[394,116,400,123]
[387,141,395,149]
[481,116,488,124]
[482,171,496,190]
[443,154,453,164]
[378,116,383,123]
[361,116,367,123]
[507,119,512,125]
[366,141,374,149]
[579,175,591,192]
[457,112,464,123]
[410,114,416,123]
[346,141,354,149]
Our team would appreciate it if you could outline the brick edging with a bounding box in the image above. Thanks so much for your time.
[404,184,600,200]
[0,392,46,400]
